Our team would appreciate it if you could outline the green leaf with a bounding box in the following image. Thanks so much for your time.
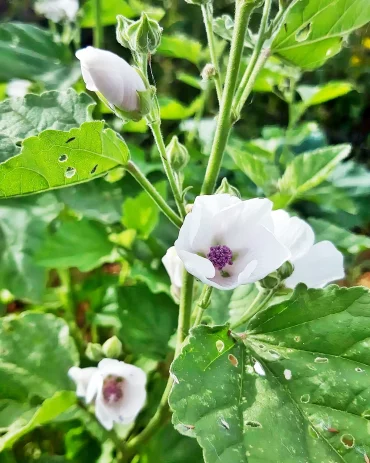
[159,97,203,120]
[0,23,79,89]
[117,285,177,360]
[0,391,76,451]
[297,81,354,107]
[122,181,166,239]
[330,160,370,197]
[303,183,358,215]
[171,285,370,462]
[130,260,171,296]
[308,218,370,254]
[0,194,62,301]
[0,312,78,401]
[0,90,95,162]
[157,35,203,65]
[271,144,351,208]
[36,218,114,271]
[272,0,370,69]
[0,121,130,198]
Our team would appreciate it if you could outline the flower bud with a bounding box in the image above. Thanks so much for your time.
[278,261,294,280]
[116,15,135,49]
[126,13,162,55]
[102,336,123,359]
[185,0,211,5]
[216,178,241,198]
[201,63,216,81]
[76,47,152,121]
[166,136,190,172]
[259,274,280,290]
[85,343,103,362]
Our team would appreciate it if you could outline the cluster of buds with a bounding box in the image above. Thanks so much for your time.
[116,13,163,55]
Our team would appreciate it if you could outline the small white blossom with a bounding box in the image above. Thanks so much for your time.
[174,194,290,290]
[75,47,146,113]
[272,210,344,288]
[68,359,147,430]
[162,246,184,299]
[35,0,79,22]
[6,79,31,98]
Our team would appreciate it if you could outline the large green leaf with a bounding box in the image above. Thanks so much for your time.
[0,23,79,88]
[0,312,78,402]
[36,218,114,271]
[296,81,354,107]
[0,121,129,198]
[271,144,351,208]
[157,35,203,65]
[0,90,95,161]
[308,218,370,255]
[0,193,62,301]
[170,285,370,462]
[117,285,177,360]
[272,0,370,69]
[0,391,76,451]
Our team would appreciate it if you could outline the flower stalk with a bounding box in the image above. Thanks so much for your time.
[93,0,103,48]
[231,287,275,330]
[193,285,213,326]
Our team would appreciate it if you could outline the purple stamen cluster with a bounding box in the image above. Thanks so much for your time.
[207,245,233,270]
[103,376,124,404]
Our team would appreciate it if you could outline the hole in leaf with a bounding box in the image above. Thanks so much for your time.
[355,367,364,373]
[253,360,265,376]
[59,154,68,163]
[300,394,310,403]
[228,354,238,367]
[15,141,22,147]
[220,418,230,430]
[362,410,370,420]
[295,23,312,42]
[314,357,328,363]
[65,137,76,144]
[341,434,355,449]
[216,340,224,352]
[65,167,76,179]
[91,164,98,174]
[284,369,292,380]
[245,420,262,428]
[268,349,280,359]
[308,426,319,439]
[294,336,301,342]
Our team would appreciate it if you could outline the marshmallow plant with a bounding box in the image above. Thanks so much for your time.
[34,0,79,22]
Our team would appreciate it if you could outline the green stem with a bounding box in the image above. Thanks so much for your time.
[175,271,195,357]
[149,121,187,219]
[201,0,254,195]
[231,288,275,330]
[192,285,213,326]
[201,3,223,103]
[93,0,103,48]
[232,0,272,118]
[126,161,182,228]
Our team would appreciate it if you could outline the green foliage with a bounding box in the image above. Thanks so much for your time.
[157,35,203,64]
[0,121,129,198]
[272,0,370,69]
[171,286,370,462]
[0,90,95,161]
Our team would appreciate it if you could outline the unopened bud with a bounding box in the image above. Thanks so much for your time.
[102,336,123,358]
[85,343,103,362]
[216,178,241,198]
[259,274,280,290]
[201,63,216,81]
[185,0,211,5]
[118,13,162,55]
[166,136,190,171]
[278,261,294,280]
[116,15,134,48]
[185,203,193,214]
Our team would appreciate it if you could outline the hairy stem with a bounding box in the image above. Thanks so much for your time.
[126,161,182,228]
[176,271,195,356]
[201,0,254,195]
[231,288,275,330]
[192,285,213,326]
[93,0,103,48]
[201,3,223,103]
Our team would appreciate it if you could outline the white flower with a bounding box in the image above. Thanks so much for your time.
[7,79,31,98]
[75,47,146,113]
[174,194,290,290]
[68,359,147,430]
[162,246,184,298]
[272,210,344,288]
[35,0,79,22]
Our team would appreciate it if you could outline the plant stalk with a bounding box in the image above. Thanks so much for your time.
[231,288,275,330]
[192,285,213,326]
[93,0,103,48]
[126,161,182,228]
[201,0,254,195]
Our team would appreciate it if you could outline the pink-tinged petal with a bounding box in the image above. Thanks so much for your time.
[272,210,315,261]
[95,398,115,430]
[285,241,344,289]
[97,359,147,386]
[176,250,215,283]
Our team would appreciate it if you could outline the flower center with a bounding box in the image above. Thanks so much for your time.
[207,245,233,270]
[103,376,124,404]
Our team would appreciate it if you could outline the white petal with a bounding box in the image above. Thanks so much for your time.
[119,380,147,417]
[285,241,344,289]
[98,359,147,386]
[75,47,145,112]
[95,398,115,430]
[86,371,103,404]
[177,250,215,283]
[7,79,31,98]
[162,246,183,289]
[68,367,97,398]
[272,210,315,261]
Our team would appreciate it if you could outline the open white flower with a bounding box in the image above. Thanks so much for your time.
[272,210,344,288]
[174,194,290,290]
[35,0,79,22]
[68,359,147,430]
[7,79,31,98]
[76,47,146,113]
[162,246,184,299]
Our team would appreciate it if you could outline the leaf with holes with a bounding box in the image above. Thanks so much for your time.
[271,144,351,208]
[170,285,370,462]
[0,89,95,162]
[0,121,129,198]
[272,0,370,69]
